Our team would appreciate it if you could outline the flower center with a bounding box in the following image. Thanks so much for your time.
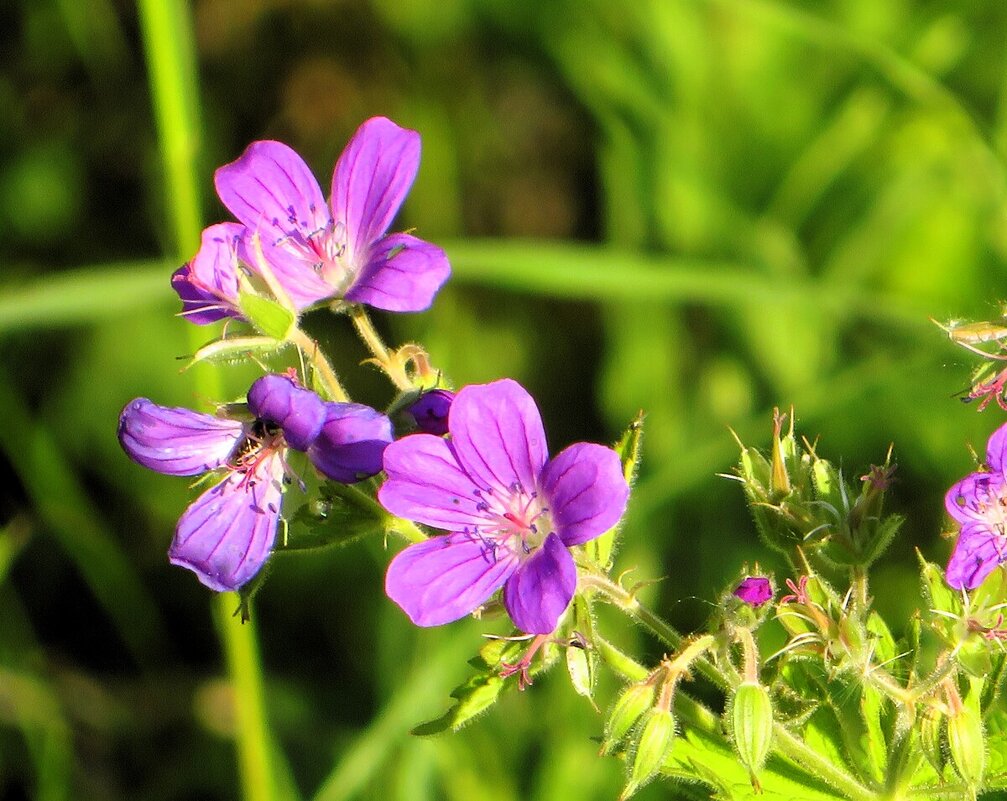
[472,482,552,560]
[228,422,287,486]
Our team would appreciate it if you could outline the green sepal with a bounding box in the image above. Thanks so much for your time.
[565,595,597,702]
[186,334,288,368]
[586,413,642,571]
[238,291,296,340]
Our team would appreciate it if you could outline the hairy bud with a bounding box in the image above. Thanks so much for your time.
[730,682,774,787]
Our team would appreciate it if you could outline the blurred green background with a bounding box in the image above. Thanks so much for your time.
[2,0,1007,798]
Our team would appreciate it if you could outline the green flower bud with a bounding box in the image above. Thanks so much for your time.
[948,703,985,787]
[601,682,655,755]
[621,708,675,800]
[730,682,774,786]
[919,705,946,775]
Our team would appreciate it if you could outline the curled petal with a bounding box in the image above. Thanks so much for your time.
[385,532,517,627]
[307,402,393,483]
[330,117,420,267]
[945,472,1005,524]
[344,233,451,313]
[169,453,285,591]
[172,223,245,324]
[247,374,326,451]
[379,434,488,530]
[502,533,576,634]
[541,442,629,547]
[449,379,548,496]
[215,140,329,244]
[118,398,245,476]
[947,522,1007,590]
[987,421,1007,474]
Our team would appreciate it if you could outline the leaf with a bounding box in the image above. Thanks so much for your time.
[238,291,296,340]
[186,334,289,368]
[280,484,387,552]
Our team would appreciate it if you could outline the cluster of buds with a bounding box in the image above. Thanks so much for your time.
[735,409,903,571]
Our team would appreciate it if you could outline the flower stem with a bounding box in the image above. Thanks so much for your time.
[213,594,276,801]
[348,305,412,390]
[289,328,350,402]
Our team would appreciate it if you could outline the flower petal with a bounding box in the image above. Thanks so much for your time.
[330,117,420,266]
[945,472,1005,524]
[307,402,393,483]
[385,532,517,627]
[378,434,487,529]
[237,230,333,311]
[502,533,576,634]
[946,522,1007,590]
[118,398,245,476]
[344,232,450,312]
[540,442,629,546]
[247,374,326,451]
[987,421,1007,473]
[172,223,245,324]
[449,379,548,496]
[215,140,329,247]
[169,452,284,591]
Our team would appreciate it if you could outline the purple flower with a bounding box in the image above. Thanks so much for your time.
[380,379,630,634]
[946,422,1007,590]
[118,374,393,591]
[407,389,454,436]
[185,116,449,318]
[733,576,773,607]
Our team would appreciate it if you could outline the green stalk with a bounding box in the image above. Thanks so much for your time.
[136,1,278,799]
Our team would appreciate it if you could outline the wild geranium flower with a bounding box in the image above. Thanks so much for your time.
[946,422,1007,590]
[173,116,451,322]
[380,379,630,634]
[118,374,392,590]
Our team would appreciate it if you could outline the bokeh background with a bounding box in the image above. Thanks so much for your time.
[3,0,1007,799]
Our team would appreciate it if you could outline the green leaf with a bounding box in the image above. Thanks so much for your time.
[239,292,296,340]
[187,334,289,368]
[281,484,388,552]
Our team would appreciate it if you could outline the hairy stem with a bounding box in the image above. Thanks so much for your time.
[349,305,412,390]
[289,328,350,402]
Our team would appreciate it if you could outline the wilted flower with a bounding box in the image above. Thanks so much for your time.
[175,117,451,322]
[380,378,629,634]
[118,374,392,590]
[945,422,1007,590]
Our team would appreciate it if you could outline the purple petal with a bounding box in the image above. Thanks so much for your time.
[449,379,548,497]
[540,442,629,547]
[407,389,455,436]
[378,434,488,530]
[307,402,394,483]
[502,533,576,634]
[946,522,1007,590]
[945,472,1005,524]
[247,374,326,451]
[237,230,333,311]
[385,532,517,626]
[118,398,245,476]
[987,422,1007,474]
[169,452,284,591]
[330,117,420,266]
[215,140,329,249]
[733,576,773,607]
[344,233,451,312]
[172,223,245,324]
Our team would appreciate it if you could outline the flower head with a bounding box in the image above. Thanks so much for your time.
[733,576,773,607]
[946,422,1007,590]
[380,379,629,634]
[174,117,451,323]
[118,374,392,590]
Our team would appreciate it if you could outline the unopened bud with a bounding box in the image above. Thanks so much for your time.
[621,708,675,800]
[948,703,985,787]
[601,682,654,755]
[730,682,774,786]
[733,576,773,608]
[407,389,454,436]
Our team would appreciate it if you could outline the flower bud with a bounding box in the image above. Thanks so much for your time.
[601,682,655,755]
[733,576,773,608]
[948,701,985,787]
[621,708,675,800]
[407,389,454,436]
[730,682,774,787]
